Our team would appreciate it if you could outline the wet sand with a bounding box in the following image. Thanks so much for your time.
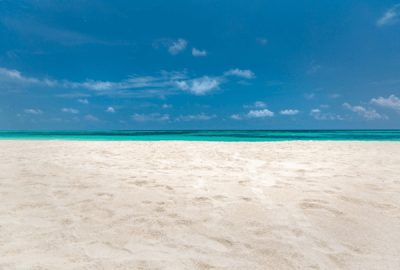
[0,140,399,269]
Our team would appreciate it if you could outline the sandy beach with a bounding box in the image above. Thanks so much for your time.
[0,140,399,269]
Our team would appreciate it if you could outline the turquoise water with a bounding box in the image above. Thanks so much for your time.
[0,130,399,141]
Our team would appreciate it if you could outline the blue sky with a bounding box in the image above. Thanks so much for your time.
[1,0,400,130]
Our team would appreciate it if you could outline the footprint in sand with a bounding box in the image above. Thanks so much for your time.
[94,192,115,200]
[177,234,230,252]
[300,199,344,216]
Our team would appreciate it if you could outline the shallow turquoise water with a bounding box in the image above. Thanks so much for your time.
[0,130,399,141]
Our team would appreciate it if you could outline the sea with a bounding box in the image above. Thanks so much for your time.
[0,130,399,141]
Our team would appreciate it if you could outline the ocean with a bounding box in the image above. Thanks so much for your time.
[0,130,399,141]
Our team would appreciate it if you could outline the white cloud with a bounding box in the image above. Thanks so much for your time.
[307,61,321,74]
[224,69,256,79]
[231,114,242,120]
[106,107,115,113]
[328,94,340,98]
[132,113,170,122]
[243,101,267,108]
[168,39,187,55]
[310,109,321,114]
[310,109,343,120]
[78,80,116,90]
[256,37,268,45]
[0,68,32,81]
[85,115,100,121]
[320,104,329,108]
[177,113,216,121]
[192,48,207,57]
[280,110,299,115]
[343,103,388,120]
[370,95,400,112]
[24,109,43,114]
[247,109,274,118]
[377,5,400,26]
[77,99,89,104]
[176,76,221,95]
[62,108,79,114]
[0,67,56,86]
[304,93,315,99]
[162,104,173,109]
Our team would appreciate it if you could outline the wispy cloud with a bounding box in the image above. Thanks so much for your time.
[369,79,400,86]
[224,69,256,79]
[78,99,89,104]
[343,103,388,120]
[2,17,132,46]
[85,115,100,121]
[168,39,187,55]
[106,107,115,113]
[0,67,56,86]
[56,93,90,98]
[176,113,216,121]
[162,104,173,109]
[62,108,79,114]
[256,37,268,46]
[304,93,315,99]
[280,110,299,115]
[230,114,242,120]
[24,109,43,114]
[266,81,285,86]
[307,61,321,74]
[192,48,207,57]
[377,5,400,27]
[370,95,400,112]
[1,66,226,97]
[247,109,274,118]
[328,93,340,98]
[243,101,267,108]
[310,109,343,120]
[132,113,169,122]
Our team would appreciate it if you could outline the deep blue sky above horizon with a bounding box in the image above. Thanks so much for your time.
[0,0,400,130]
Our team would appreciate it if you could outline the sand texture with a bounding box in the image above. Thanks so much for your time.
[0,140,399,269]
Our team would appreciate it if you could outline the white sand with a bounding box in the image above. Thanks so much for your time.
[0,140,399,269]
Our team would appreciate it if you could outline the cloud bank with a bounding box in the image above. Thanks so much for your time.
[370,95,400,112]
[343,103,388,120]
